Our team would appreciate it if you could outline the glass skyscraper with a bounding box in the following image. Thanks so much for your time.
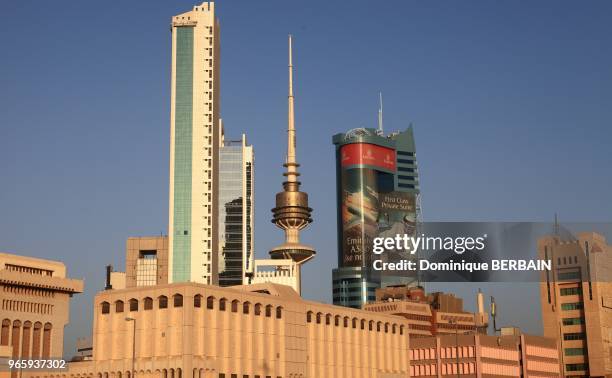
[168,2,220,284]
[218,135,254,286]
[332,126,420,308]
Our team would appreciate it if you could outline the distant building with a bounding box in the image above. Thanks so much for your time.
[125,236,169,288]
[539,231,612,377]
[0,252,83,373]
[218,134,254,286]
[332,127,420,308]
[409,332,561,377]
[364,285,488,337]
[168,2,221,285]
[31,282,409,378]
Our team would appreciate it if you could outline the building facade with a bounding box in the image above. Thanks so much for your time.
[0,252,83,368]
[364,285,489,338]
[168,2,221,285]
[539,232,612,377]
[218,135,254,286]
[126,237,169,288]
[332,127,419,308]
[409,332,561,378]
[30,282,409,378]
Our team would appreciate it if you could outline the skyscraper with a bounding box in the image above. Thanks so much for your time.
[168,2,220,284]
[218,134,254,286]
[332,126,420,308]
[539,232,612,377]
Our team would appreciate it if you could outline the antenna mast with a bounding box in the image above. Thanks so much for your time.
[378,92,384,135]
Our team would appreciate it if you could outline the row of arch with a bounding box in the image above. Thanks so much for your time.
[1,319,52,358]
[100,294,283,319]
[306,311,405,335]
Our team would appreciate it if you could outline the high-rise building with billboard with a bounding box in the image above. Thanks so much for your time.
[168,2,221,284]
[539,231,612,377]
[218,134,254,286]
[332,126,419,308]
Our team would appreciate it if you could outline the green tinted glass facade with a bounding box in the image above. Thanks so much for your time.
[172,27,194,282]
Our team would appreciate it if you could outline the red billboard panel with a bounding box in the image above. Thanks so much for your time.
[340,143,396,171]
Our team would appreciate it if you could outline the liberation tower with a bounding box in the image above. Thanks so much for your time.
[269,35,315,294]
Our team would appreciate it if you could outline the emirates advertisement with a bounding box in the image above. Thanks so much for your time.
[339,143,417,269]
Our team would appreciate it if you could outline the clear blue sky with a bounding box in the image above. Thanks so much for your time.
[1,0,611,357]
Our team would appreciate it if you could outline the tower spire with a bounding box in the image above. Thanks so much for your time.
[378,92,384,134]
[286,35,297,182]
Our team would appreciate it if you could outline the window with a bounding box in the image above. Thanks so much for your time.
[563,332,586,341]
[385,323,389,333]
[335,316,340,326]
[144,297,153,310]
[352,318,357,329]
[326,314,331,325]
[400,325,404,335]
[392,324,397,334]
[560,287,582,296]
[129,299,138,312]
[207,296,214,310]
[174,294,183,307]
[343,317,349,328]
[558,271,581,280]
[562,317,585,326]
[243,302,250,314]
[231,300,239,313]
[307,311,313,323]
[219,298,227,311]
[159,296,168,309]
[566,363,588,372]
[115,300,124,313]
[377,322,382,332]
[255,303,262,316]
[101,302,110,314]
[561,302,583,311]
[369,321,373,331]
[397,158,414,164]
[194,295,202,308]
[276,307,282,319]
[565,348,586,356]
[361,319,365,330]
[265,305,272,317]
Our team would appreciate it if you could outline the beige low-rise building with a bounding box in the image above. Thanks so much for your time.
[28,282,409,378]
[409,332,561,378]
[0,252,83,377]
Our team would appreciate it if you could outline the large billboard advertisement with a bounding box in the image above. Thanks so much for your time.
[339,143,417,273]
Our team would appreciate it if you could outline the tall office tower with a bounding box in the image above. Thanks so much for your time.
[332,126,420,308]
[539,232,612,377]
[268,35,315,295]
[168,2,220,284]
[218,134,254,286]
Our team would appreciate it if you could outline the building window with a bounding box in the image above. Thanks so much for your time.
[562,317,585,326]
[174,294,183,307]
[129,299,138,312]
[316,312,321,324]
[560,287,582,296]
[265,305,272,317]
[243,302,250,314]
[369,321,374,331]
[219,298,227,311]
[231,300,239,313]
[307,311,313,323]
[101,302,110,314]
[207,296,214,310]
[566,363,588,372]
[563,332,586,341]
[335,316,340,327]
[565,348,586,356]
[194,295,202,308]
[561,302,583,311]
[400,325,404,335]
[343,317,349,328]
[276,307,282,319]
[144,297,153,310]
[385,323,389,333]
[159,296,168,309]
[352,318,357,329]
[326,314,331,325]
[558,271,581,280]
[115,300,124,313]
[255,303,262,315]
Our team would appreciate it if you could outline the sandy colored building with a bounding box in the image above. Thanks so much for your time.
[409,332,561,377]
[126,237,169,288]
[364,285,488,337]
[539,232,612,377]
[0,252,83,376]
[28,282,409,378]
